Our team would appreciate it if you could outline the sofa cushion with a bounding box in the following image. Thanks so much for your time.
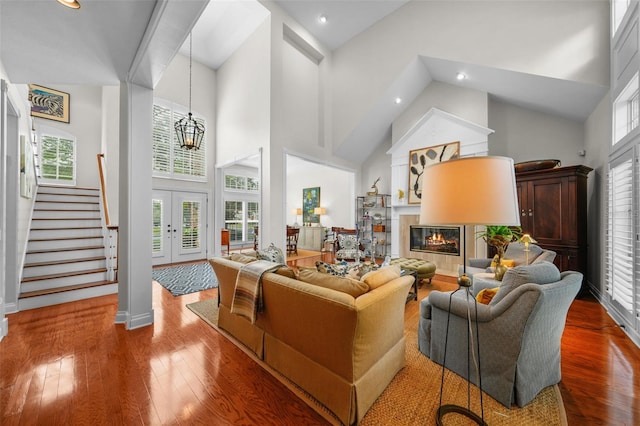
[257,243,285,264]
[230,253,258,264]
[490,261,561,305]
[275,266,297,279]
[360,265,402,290]
[298,269,369,298]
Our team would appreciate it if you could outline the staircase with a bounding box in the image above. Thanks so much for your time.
[19,185,118,310]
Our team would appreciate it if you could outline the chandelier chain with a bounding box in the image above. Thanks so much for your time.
[189,32,192,114]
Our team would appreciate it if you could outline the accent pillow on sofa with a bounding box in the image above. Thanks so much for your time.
[315,261,349,277]
[257,243,285,264]
[298,269,369,298]
[490,261,561,305]
[360,265,402,290]
[476,287,500,304]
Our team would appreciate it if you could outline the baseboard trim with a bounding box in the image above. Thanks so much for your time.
[0,317,8,340]
[126,309,154,330]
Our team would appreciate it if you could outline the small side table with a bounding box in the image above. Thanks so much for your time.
[401,269,418,303]
[472,272,502,295]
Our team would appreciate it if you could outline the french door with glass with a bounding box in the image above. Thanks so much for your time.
[152,190,207,265]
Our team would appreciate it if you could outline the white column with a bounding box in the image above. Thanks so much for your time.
[115,82,154,329]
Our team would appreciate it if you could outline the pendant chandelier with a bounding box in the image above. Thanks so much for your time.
[175,32,204,150]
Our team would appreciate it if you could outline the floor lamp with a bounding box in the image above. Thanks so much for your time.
[419,156,521,425]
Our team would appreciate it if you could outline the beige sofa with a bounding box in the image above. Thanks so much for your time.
[209,256,414,425]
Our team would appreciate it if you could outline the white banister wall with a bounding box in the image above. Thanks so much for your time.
[386,108,492,275]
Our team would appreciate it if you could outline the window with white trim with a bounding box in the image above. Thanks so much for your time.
[223,171,260,244]
[606,153,636,325]
[614,73,640,145]
[38,127,76,186]
[152,99,206,181]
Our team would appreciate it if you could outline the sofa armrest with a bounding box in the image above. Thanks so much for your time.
[209,257,244,307]
[469,258,491,268]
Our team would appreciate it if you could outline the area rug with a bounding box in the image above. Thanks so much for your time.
[186,298,567,426]
[152,262,218,296]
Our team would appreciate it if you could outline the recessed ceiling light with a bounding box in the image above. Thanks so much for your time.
[57,0,81,9]
[319,14,328,24]
[456,72,466,81]
[394,97,402,104]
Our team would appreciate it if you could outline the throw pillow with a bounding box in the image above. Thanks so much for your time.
[257,243,285,264]
[298,269,369,298]
[338,234,357,250]
[489,258,516,268]
[476,287,500,305]
[490,261,561,305]
[360,265,402,290]
[230,253,258,264]
[315,261,349,277]
[274,266,297,279]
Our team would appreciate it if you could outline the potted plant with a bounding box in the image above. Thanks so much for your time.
[476,225,523,280]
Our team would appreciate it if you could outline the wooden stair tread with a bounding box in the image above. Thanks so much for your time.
[34,208,99,211]
[32,218,100,221]
[21,268,108,283]
[19,280,116,299]
[27,245,104,254]
[30,226,102,231]
[24,256,106,268]
[35,200,99,203]
[29,236,103,242]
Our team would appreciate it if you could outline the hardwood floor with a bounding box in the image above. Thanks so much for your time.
[1,256,639,425]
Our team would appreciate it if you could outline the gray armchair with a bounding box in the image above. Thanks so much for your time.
[419,262,582,407]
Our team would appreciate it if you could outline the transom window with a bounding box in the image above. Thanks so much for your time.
[152,99,206,181]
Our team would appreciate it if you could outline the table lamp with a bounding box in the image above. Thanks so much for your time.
[314,207,326,226]
[519,234,537,264]
[419,156,521,425]
[293,208,302,227]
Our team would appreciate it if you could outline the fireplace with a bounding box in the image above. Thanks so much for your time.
[410,225,460,256]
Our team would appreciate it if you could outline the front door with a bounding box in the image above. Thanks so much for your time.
[152,190,207,265]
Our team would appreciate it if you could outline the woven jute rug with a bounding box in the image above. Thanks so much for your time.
[187,298,567,426]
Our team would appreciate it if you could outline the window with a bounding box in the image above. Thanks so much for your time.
[39,127,76,185]
[152,100,206,181]
[224,173,260,192]
[614,73,639,145]
[606,152,637,326]
[612,0,631,36]
[224,201,259,243]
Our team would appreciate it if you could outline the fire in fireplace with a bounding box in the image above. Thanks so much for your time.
[410,225,460,256]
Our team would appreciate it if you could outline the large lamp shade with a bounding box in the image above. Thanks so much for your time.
[419,156,521,226]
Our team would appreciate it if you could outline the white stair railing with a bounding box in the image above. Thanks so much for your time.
[97,153,118,281]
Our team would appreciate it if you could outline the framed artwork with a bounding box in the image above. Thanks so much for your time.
[408,141,460,204]
[302,187,320,224]
[28,84,70,123]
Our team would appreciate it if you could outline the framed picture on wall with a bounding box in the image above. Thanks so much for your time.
[28,84,70,123]
[302,187,320,224]
[408,141,460,204]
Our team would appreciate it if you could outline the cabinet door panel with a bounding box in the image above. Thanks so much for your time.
[530,179,565,245]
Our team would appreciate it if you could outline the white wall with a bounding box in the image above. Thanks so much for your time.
[216,17,271,167]
[285,154,355,229]
[331,0,609,150]
[392,81,489,145]
[488,98,585,166]
[34,85,103,189]
[583,93,611,293]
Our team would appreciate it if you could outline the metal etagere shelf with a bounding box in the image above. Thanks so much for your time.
[356,194,391,260]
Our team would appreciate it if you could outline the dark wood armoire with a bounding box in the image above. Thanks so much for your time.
[515,164,593,275]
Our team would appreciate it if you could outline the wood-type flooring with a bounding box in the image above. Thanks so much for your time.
[1,255,638,425]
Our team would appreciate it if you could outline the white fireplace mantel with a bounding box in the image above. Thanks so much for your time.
[386,108,493,274]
